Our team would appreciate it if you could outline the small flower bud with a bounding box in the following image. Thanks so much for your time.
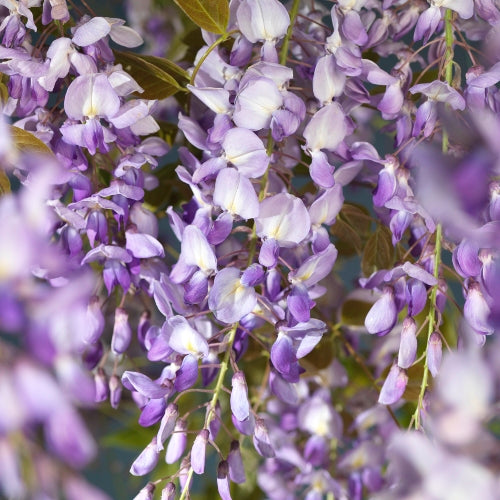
[84,296,105,344]
[230,371,250,422]
[137,310,150,351]
[82,340,103,370]
[157,403,179,451]
[227,440,245,484]
[378,365,408,405]
[398,317,417,369]
[208,402,221,440]
[130,438,159,476]
[94,368,108,403]
[364,287,397,336]
[179,456,192,491]
[253,418,275,458]
[217,460,232,500]
[165,419,187,464]
[191,429,209,475]
[109,374,122,409]
[132,482,155,500]
[160,482,176,500]
[427,332,442,377]
[111,307,132,355]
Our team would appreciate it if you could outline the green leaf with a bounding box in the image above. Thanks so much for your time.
[10,126,55,157]
[134,54,190,83]
[156,120,180,147]
[361,225,394,276]
[173,0,229,34]
[330,203,372,256]
[340,203,372,235]
[0,170,10,195]
[101,425,154,450]
[302,337,336,374]
[330,217,363,256]
[113,51,183,100]
[144,163,192,212]
[340,299,373,327]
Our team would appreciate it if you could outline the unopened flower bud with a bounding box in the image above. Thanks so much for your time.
[427,332,442,377]
[111,308,132,355]
[109,374,122,409]
[130,437,159,476]
[132,482,155,500]
[230,371,250,422]
[157,403,178,451]
[253,418,275,458]
[398,317,417,369]
[94,368,108,403]
[137,310,150,351]
[160,482,176,500]
[165,419,187,464]
[378,365,408,405]
[84,296,105,344]
[208,402,221,440]
[364,287,397,336]
[227,440,245,484]
[217,460,231,500]
[191,429,209,475]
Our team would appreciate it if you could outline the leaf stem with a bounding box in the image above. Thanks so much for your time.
[413,9,453,429]
[279,0,301,66]
[189,30,239,86]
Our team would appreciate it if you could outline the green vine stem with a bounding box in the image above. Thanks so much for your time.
[178,324,238,500]
[413,9,454,430]
[180,3,303,495]
[279,0,301,66]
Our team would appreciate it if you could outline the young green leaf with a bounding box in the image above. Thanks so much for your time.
[125,53,190,83]
[173,0,229,34]
[114,51,184,100]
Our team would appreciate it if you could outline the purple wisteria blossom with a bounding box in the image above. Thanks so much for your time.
[2,0,500,498]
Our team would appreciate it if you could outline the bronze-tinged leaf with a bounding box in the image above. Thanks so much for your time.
[361,225,394,276]
[340,202,372,236]
[173,0,229,34]
[0,170,10,195]
[330,202,372,256]
[302,337,336,373]
[330,218,363,256]
[113,51,182,100]
[340,299,373,327]
[144,163,192,212]
[10,126,55,157]
[156,120,179,147]
[0,80,8,104]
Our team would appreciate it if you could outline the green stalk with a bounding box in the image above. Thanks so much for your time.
[178,324,238,500]
[413,224,442,429]
[180,5,301,494]
[279,0,301,66]
[413,9,454,430]
[189,30,239,86]
[441,9,454,153]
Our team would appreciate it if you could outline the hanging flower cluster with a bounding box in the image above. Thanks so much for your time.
[0,0,499,498]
